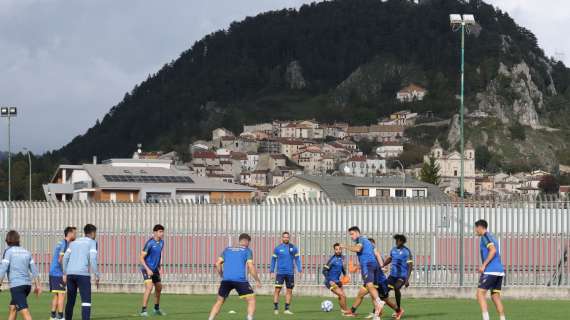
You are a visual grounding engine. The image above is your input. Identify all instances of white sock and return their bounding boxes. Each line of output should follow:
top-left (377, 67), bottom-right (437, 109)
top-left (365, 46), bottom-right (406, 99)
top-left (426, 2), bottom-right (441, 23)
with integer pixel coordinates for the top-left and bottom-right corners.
top-left (482, 312), bottom-right (490, 320)
top-left (247, 315), bottom-right (254, 320)
top-left (500, 316), bottom-right (506, 320)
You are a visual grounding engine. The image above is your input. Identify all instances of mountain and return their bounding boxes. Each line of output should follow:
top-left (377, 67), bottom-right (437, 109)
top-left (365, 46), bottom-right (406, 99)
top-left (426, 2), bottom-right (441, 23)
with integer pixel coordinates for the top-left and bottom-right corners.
top-left (3, 0), bottom-right (570, 200)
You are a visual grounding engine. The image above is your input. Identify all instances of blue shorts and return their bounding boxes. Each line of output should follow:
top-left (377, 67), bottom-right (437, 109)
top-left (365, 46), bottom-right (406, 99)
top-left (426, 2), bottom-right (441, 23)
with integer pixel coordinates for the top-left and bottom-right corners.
top-left (141, 269), bottom-right (161, 284)
top-left (325, 280), bottom-right (342, 290)
top-left (218, 281), bottom-right (254, 298)
top-left (49, 276), bottom-right (66, 293)
top-left (376, 279), bottom-right (389, 299)
top-left (387, 275), bottom-right (407, 291)
top-left (361, 262), bottom-right (380, 285)
top-left (10, 285), bottom-right (31, 311)
top-left (275, 274), bottom-right (295, 289)
top-left (478, 274), bottom-right (503, 294)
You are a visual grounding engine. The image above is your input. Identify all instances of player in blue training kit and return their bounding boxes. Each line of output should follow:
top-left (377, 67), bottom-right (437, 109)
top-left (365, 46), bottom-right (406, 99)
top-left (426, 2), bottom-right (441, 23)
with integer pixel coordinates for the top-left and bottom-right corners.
top-left (322, 243), bottom-right (353, 316)
top-left (63, 224), bottom-right (100, 320)
top-left (270, 231), bottom-right (302, 315)
top-left (475, 220), bottom-right (507, 320)
top-left (350, 238), bottom-right (399, 319)
top-left (0, 230), bottom-right (42, 320)
top-left (208, 233), bottom-right (262, 320)
top-left (139, 224), bottom-right (166, 317)
top-left (342, 227), bottom-right (384, 320)
top-left (49, 226), bottom-right (77, 320)
top-left (383, 234), bottom-right (412, 320)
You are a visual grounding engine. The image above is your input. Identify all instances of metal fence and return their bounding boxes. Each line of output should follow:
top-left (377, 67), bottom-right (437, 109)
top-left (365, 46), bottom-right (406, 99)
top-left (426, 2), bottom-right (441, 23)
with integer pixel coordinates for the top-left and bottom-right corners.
top-left (0, 199), bottom-right (568, 288)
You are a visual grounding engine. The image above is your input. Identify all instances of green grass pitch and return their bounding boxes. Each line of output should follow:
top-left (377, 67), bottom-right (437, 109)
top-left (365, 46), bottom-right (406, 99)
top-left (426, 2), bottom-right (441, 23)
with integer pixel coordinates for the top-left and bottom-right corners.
top-left (1, 292), bottom-right (568, 319)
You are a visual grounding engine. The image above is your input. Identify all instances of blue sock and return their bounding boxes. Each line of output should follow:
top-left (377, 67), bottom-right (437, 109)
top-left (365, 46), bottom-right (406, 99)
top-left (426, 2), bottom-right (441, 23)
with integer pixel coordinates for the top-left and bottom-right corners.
top-left (82, 305), bottom-right (91, 319)
top-left (285, 303), bottom-right (290, 310)
top-left (274, 303), bottom-right (279, 310)
top-left (154, 304), bottom-right (160, 311)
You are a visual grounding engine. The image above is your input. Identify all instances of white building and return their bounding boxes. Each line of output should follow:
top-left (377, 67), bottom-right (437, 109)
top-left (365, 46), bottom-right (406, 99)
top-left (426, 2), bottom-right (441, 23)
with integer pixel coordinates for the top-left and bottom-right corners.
top-left (396, 84), bottom-right (427, 103)
top-left (425, 139), bottom-right (476, 194)
top-left (376, 143), bottom-right (404, 158)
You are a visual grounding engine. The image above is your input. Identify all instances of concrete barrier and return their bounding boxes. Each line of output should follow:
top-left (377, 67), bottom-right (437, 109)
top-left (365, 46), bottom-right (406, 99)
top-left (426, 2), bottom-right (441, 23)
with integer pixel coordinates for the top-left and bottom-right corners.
top-left (90, 283), bottom-right (570, 300)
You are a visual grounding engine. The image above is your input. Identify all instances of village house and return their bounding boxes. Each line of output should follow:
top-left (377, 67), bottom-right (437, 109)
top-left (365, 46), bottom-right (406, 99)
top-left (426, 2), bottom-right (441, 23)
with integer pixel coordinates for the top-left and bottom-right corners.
top-left (279, 139), bottom-right (305, 159)
top-left (212, 128), bottom-right (235, 141)
top-left (339, 155), bottom-right (387, 177)
top-left (267, 175), bottom-right (447, 202)
top-left (396, 84), bottom-right (427, 103)
top-left (369, 125), bottom-right (405, 142)
top-left (389, 110), bottom-right (418, 126)
top-left (376, 142), bottom-right (404, 158)
top-left (258, 139), bottom-right (281, 154)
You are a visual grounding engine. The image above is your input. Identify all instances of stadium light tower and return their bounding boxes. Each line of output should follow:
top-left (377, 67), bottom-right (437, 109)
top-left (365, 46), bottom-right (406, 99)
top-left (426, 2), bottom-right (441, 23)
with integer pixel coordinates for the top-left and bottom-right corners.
top-left (1, 106), bottom-right (17, 201)
top-left (450, 14), bottom-right (476, 287)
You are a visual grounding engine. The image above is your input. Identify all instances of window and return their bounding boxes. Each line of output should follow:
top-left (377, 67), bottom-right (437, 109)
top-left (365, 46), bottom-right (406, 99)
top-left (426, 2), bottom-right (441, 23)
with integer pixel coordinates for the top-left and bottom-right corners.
top-left (454, 170), bottom-right (458, 176)
top-left (376, 189), bottom-right (390, 198)
top-left (110, 192), bottom-right (117, 202)
top-left (395, 189), bottom-right (406, 198)
top-left (356, 188), bottom-right (370, 197)
top-left (412, 189), bottom-right (426, 198)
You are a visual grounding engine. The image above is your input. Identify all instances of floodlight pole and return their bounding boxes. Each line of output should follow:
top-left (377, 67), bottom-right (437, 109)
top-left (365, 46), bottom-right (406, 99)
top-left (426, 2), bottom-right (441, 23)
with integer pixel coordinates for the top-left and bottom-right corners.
top-left (459, 20), bottom-right (466, 287)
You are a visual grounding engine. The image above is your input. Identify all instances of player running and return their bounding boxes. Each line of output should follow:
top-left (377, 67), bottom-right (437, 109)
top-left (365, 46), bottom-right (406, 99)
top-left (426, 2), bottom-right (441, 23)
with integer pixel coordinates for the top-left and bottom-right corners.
top-left (63, 224), bottom-right (100, 320)
top-left (208, 233), bottom-right (262, 320)
top-left (0, 230), bottom-right (42, 320)
top-left (474, 219), bottom-right (506, 320)
top-left (49, 226), bottom-right (77, 320)
top-left (350, 238), bottom-right (399, 319)
top-left (341, 226), bottom-right (384, 320)
top-left (270, 231), bottom-right (302, 315)
top-left (322, 243), bottom-right (354, 317)
top-left (140, 224), bottom-right (166, 317)
top-left (383, 234), bottom-right (412, 319)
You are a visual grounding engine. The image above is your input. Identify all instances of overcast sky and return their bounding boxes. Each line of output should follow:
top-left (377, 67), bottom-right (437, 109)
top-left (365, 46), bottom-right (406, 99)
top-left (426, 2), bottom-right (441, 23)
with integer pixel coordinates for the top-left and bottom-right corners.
top-left (0, 0), bottom-right (568, 153)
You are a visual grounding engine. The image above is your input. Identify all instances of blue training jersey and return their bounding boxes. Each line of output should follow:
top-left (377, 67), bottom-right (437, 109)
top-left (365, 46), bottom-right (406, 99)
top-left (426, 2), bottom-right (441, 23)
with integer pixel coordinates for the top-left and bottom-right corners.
top-left (389, 246), bottom-right (413, 278)
top-left (270, 243), bottom-right (302, 275)
top-left (220, 246), bottom-right (253, 282)
top-left (141, 238), bottom-right (164, 271)
top-left (323, 254), bottom-right (345, 282)
top-left (49, 239), bottom-right (68, 277)
top-left (480, 232), bottom-right (505, 275)
top-left (355, 236), bottom-right (378, 268)
top-left (63, 237), bottom-right (100, 278)
top-left (0, 246), bottom-right (39, 288)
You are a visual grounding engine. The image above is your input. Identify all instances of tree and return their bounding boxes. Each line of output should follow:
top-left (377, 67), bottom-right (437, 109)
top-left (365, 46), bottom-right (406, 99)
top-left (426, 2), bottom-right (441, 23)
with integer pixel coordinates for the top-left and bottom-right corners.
top-left (420, 156), bottom-right (441, 185)
top-left (355, 138), bottom-right (376, 156)
top-left (475, 145), bottom-right (492, 170)
top-left (538, 175), bottom-right (560, 194)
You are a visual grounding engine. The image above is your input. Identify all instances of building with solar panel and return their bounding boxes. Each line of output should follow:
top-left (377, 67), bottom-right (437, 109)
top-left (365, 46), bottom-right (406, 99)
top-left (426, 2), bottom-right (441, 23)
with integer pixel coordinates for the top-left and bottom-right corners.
top-left (43, 158), bottom-right (255, 203)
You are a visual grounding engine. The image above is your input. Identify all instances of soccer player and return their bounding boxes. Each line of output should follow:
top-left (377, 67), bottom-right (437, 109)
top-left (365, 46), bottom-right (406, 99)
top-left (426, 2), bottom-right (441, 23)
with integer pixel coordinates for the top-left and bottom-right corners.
top-left (0, 230), bottom-right (42, 320)
top-left (63, 224), bottom-right (100, 320)
top-left (322, 243), bottom-right (353, 316)
top-left (383, 234), bottom-right (412, 319)
top-left (140, 224), bottom-right (166, 317)
top-left (208, 233), bottom-right (262, 320)
top-left (350, 238), bottom-right (399, 319)
top-left (49, 226), bottom-right (77, 320)
top-left (341, 227), bottom-right (384, 320)
top-left (270, 231), bottom-right (302, 315)
top-left (474, 219), bottom-right (506, 320)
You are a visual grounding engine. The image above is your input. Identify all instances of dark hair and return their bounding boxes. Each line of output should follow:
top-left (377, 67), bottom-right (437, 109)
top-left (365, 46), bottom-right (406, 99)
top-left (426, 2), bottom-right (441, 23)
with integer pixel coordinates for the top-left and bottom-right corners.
top-left (5, 230), bottom-right (20, 246)
top-left (333, 242), bottom-right (341, 249)
top-left (475, 219), bottom-right (488, 229)
top-left (239, 233), bottom-right (251, 242)
top-left (368, 237), bottom-right (376, 245)
top-left (64, 226), bottom-right (76, 237)
top-left (153, 224), bottom-right (165, 232)
top-left (282, 231), bottom-right (290, 236)
top-left (348, 226), bottom-right (360, 233)
top-left (84, 224), bottom-right (97, 235)
top-left (393, 234), bottom-right (407, 244)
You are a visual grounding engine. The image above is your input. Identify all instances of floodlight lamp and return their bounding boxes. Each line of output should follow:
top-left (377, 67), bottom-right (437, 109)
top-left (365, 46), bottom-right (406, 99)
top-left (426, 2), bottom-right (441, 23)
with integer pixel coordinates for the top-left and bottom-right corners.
top-left (9, 107), bottom-right (17, 115)
top-left (0, 107), bottom-right (8, 116)
top-left (450, 14), bottom-right (462, 26)
top-left (462, 14), bottom-right (476, 25)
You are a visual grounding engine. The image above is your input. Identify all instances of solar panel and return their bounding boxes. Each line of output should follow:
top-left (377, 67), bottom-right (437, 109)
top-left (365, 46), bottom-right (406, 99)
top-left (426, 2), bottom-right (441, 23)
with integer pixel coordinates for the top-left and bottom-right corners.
top-left (103, 175), bottom-right (193, 184)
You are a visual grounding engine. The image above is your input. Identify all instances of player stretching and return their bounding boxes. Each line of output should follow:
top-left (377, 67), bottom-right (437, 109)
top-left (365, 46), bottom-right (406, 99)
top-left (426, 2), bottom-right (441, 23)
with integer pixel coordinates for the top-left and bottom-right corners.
top-left (63, 224), bottom-right (100, 320)
top-left (49, 226), bottom-right (77, 320)
top-left (350, 238), bottom-right (399, 319)
top-left (341, 226), bottom-right (384, 320)
top-left (475, 220), bottom-right (506, 320)
top-left (270, 231), bottom-right (302, 315)
top-left (0, 230), bottom-right (42, 320)
top-left (208, 233), bottom-right (262, 320)
top-left (322, 243), bottom-right (354, 317)
top-left (140, 224), bottom-right (166, 317)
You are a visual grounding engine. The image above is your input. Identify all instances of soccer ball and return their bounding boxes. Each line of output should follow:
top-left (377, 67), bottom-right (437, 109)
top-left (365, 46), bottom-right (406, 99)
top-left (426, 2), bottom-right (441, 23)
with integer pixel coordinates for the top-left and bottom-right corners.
top-left (321, 300), bottom-right (334, 312)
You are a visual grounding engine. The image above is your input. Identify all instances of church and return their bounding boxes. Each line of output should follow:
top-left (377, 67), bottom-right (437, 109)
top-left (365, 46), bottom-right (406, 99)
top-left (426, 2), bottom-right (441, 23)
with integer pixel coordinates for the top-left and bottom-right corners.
top-left (424, 139), bottom-right (476, 195)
